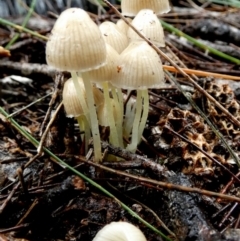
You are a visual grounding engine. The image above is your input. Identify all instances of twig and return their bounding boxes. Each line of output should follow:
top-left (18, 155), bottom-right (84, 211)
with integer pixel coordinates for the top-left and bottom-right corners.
top-left (163, 65), bottom-right (240, 80)
top-left (0, 61), bottom-right (56, 77)
top-left (76, 155), bottom-right (240, 203)
top-left (39, 74), bottom-right (64, 136)
top-left (37, 101), bottom-right (63, 153)
top-left (0, 18), bottom-right (48, 41)
top-left (0, 182), bottom-right (20, 214)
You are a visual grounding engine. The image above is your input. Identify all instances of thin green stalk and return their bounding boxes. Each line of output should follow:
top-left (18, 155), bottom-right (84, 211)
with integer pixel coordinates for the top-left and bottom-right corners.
top-left (7, 92), bottom-right (52, 118)
top-left (0, 106), bottom-right (172, 241)
top-left (6, 0), bottom-right (37, 49)
top-left (160, 20), bottom-right (240, 65)
top-left (0, 17), bottom-right (48, 41)
top-left (209, 0), bottom-right (240, 7)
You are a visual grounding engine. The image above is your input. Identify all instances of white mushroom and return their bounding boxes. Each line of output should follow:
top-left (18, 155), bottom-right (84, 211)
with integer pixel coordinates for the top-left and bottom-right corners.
top-left (121, 0), bottom-right (170, 17)
top-left (46, 8), bottom-right (107, 162)
top-left (93, 222), bottom-right (147, 241)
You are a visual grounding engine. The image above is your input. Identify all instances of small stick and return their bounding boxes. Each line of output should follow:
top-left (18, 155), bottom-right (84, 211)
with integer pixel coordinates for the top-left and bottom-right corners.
top-left (16, 199), bottom-right (39, 225)
top-left (163, 65), bottom-right (240, 81)
top-left (17, 167), bottom-right (28, 194)
top-left (37, 101), bottom-right (63, 153)
top-left (77, 155), bottom-right (240, 203)
top-left (0, 182), bottom-right (20, 214)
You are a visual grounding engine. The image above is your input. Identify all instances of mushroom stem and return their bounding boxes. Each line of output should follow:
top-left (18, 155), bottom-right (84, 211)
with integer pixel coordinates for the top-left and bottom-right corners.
top-left (127, 90), bottom-right (143, 152)
top-left (111, 87), bottom-right (124, 147)
top-left (123, 97), bottom-right (136, 142)
top-left (71, 71), bottom-right (90, 123)
top-left (76, 115), bottom-right (91, 155)
top-left (81, 72), bottom-right (102, 162)
top-left (138, 89), bottom-right (149, 143)
top-left (102, 82), bottom-right (120, 147)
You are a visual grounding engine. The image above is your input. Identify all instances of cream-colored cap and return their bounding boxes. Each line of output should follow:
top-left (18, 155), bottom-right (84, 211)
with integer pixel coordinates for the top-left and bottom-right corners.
top-left (116, 18), bottom-right (132, 35)
top-left (128, 9), bottom-right (165, 47)
top-left (46, 8), bottom-right (106, 72)
top-left (93, 222), bottom-right (147, 241)
top-left (99, 21), bottom-right (129, 54)
top-left (63, 77), bottom-right (103, 118)
top-left (121, 0), bottom-right (170, 16)
top-left (113, 41), bottom-right (165, 90)
top-left (87, 44), bottom-right (119, 85)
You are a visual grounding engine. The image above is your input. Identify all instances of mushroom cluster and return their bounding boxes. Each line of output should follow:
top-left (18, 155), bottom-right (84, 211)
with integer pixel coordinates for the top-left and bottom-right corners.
top-left (45, 0), bottom-right (170, 160)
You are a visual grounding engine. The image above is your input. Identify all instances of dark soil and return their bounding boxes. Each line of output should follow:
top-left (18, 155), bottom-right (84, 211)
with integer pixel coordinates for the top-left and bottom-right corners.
top-left (0, 1), bottom-right (240, 241)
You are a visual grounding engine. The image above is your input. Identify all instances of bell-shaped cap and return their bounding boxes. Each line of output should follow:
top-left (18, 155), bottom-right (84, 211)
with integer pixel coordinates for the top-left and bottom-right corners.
top-left (63, 77), bottom-right (104, 118)
top-left (93, 222), bottom-right (147, 241)
top-left (99, 21), bottom-right (129, 54)
top-left (128, 9), bottom-right (165, 47)
top-left (46, 8), bottom-right (106, 72)
top-left (113, 41), bottom-right (165, 90)
top-left (116, 18), bottom-right (132, 35)
top-left (87, 44), bottom-right (119, 85)
top-left (121, 0), bottom-right (170, 17)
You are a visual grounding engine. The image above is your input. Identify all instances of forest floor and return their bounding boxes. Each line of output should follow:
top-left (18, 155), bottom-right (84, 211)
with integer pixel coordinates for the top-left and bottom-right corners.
top-left (0, 1), bottom-right (240, 241)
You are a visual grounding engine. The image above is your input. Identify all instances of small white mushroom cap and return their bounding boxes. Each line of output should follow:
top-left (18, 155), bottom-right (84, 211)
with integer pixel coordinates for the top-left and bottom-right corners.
top-left (128, 9), bottom-right (165, 47)
top-left (121, 0), bottom-right (171, 17)
top-left (93, 222), bottom-right (147, 241)
top-left (87, 44), bottom-right (119, 85)
top-left (116, 18), bottom-right (132, 35)
top-left (99, 21), bottom-right (129, 54)
top-left (113, 41), bottom-right (165, 90)
top-left (46, 8), bottom-right (106, 72)
top-left (63, 77), bottom-right (103, 118)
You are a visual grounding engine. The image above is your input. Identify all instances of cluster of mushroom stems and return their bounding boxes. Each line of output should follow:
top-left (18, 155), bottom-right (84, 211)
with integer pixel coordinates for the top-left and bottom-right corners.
top-left (46, 0), bottom-right (170, 162)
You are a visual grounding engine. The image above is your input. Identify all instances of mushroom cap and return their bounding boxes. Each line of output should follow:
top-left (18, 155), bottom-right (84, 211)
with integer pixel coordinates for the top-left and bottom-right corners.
top-left (63, 77), bottom-right (103, 118)
top-left (99, 21), bottom-right (129, 54)
top-left (128, 9), bottom-right (165, 47)
top-left (46, 8), bottom-right (106, 72)
top-left (93, 222), bottom-right (147, 241)
top-left (121, 0), bottom-right (170, 16)
top-left (113, 41), bottom-right (165, 90)
top-left (116, 18), bottom-right (132, 35)
top-left (87, 44), bottom-right (119, 85)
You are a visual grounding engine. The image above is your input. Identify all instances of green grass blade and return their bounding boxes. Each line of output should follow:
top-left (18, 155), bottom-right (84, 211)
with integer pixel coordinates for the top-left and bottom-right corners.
top-left (160, 20), bottom-right (240, 65)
